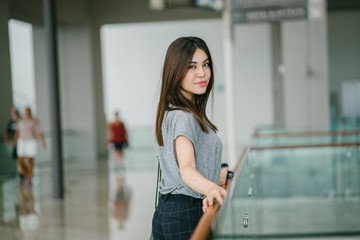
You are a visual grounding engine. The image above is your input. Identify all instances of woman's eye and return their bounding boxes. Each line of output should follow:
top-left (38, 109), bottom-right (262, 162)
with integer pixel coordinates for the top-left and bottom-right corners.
top-left (204, 62), bottom-right (210, 67)
top-left (188, 65), bottom-right (196, 69)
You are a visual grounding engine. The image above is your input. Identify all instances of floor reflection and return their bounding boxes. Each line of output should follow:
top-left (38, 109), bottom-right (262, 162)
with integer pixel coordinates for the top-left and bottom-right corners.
top-left (108, 149), bottom-right (132, 230)
top-left (3, 178), bottom-right (42, 240)
top-left (17, 183), bottom-right (38, 233)
top-left (0, 147), bottom-right (158, 240)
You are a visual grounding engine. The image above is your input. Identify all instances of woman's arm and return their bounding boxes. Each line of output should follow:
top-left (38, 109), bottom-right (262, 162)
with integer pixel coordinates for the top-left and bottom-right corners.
top-left (122, 122), bottom-right (128, 145)
top-left (38, 130), bottom-right (46, 148)
top-left (220, 165), bottom-right (229, 185)
top-left (105, 124), bottom-right (112, 144)
top-left (4, 131), bottom-right (9, 145)
top-left (13, 129), bottom-right (19, 147)
top-left (175, 135), bottom-right (227, 212)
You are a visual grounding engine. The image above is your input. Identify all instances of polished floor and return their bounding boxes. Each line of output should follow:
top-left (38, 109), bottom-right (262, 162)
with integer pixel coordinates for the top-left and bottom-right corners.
top-left (0, 148), bottom-right (158, 240)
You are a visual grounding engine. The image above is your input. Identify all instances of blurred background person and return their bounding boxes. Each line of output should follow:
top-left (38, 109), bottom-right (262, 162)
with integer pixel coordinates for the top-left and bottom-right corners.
top-left (4, 108), bottom-right (22, 160)
top-left (108, 163), bottom-right (131, 230)
top-left (17, 183), bottom-right (39, 234)
top-left (14, 107), bottom-right (46, 185)
top-left (106, 111), bottom-right (128, 160)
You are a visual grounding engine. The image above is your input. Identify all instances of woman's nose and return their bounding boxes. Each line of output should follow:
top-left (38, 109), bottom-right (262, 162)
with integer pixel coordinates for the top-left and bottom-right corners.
top-left (197, 66), bottom-right (205, 77)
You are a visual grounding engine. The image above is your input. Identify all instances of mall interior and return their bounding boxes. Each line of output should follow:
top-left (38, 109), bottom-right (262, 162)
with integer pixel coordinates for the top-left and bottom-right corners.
top-left (0, 0), bottom-right (360, 239)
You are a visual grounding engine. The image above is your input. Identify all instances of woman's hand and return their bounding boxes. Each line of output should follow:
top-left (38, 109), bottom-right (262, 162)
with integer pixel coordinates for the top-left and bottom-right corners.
top-left (220, 166), bottom-right (228, 185)
top-left (202, 184), bottom-right (227, 213)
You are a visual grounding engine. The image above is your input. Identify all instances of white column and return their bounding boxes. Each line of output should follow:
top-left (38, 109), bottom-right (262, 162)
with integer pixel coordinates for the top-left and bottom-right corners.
top-left (223, 0), bottom-right (237, 166)
top-left (90, 24), bottom-right (107, 157)
top-left (33, 25), bottom-right (51, 162)
top-left (282, 0), bottom-right (330, 129)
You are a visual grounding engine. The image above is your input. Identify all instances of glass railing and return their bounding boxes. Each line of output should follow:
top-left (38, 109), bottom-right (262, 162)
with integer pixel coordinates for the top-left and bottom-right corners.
top-left (254, 122), bottom-right (360, 135)
top-left (192, 126), bottom-right (360, 239)
top-left (0, 124), bottom-right (156, 165)
top-left (252, 125), bottom-right (360, 149)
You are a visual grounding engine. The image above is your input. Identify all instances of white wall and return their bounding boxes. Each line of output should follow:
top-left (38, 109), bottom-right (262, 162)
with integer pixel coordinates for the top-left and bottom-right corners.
top-left (101, 19), bottom-right (224, 126)
top-left (233, 23), bottom-right (274, 148)
top-left (100, 19), bottom-right (274, 152)
top-left (33, 24), bottom-right (99, 160)
top-left (33, 25), bottom-right (50, 131)
top-left (341, 80), bottom-right (360, 118)
top-left (282, 17), bottom-right (330, 129)
top-left (328, 9), bottom-right (360, 119)
top-left (8, 19), bottom-right (36, 113)
top-left (58, 24), bottom-right (97, 157)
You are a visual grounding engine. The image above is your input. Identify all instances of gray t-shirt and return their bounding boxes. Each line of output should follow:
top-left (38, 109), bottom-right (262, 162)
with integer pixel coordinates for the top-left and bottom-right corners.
top-left (158, 109), bottom-right (222, 199)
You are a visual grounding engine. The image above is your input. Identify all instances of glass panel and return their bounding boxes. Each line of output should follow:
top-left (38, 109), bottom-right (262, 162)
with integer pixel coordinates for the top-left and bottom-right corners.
top-left (249, 147), bottom-right (360, 237)
top-left (214, 152), bottom-right (255, 238)
top-left (254, 124), bottom-right (360, 135)
top-left (213, 130), bottom-right (360, 238)
top-left (251, 131), bottom-right (360, 148)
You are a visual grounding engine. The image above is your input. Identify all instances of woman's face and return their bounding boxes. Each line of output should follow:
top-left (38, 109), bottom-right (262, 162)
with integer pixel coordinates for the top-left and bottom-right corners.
top-left (180, 48), bottom-right (211, 102)
top-left (25, 108), bottom-right (31, 119)
top-left (11, 109), bottom-right (18, 120)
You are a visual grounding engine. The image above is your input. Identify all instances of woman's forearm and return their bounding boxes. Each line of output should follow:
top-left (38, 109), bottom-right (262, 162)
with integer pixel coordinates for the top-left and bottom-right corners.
top-left (180, 166), bottom-right (218, 196)
top-left (13, 130), bottom-right (19, 146)
top-left (175, 135), bottom-right (226, 204)
top-left (38, 131), bottom-right (46, 147)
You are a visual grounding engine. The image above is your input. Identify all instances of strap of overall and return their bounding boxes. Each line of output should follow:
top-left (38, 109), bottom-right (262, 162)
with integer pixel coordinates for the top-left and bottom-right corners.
top-left (154, 156), bottom-right (162, 209)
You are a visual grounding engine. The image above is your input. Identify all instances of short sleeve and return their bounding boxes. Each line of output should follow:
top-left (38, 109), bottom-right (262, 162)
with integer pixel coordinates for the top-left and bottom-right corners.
top-left (171, 111), bottom-right (197, 146)
top-left (35, 120), bottom-right (41, 133)
top-left (158, 109), bottom-right (222, 198)
top-left (16, 120), bottom-right (22, 130)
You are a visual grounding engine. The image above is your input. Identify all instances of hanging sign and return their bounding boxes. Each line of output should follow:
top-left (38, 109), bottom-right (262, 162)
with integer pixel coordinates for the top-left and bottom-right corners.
top-left (149, 0), bottom-right (318, 23)
top-left (149, 0), bottom-right (223, 11)
top-left (232, 0), bottom-right (308, 23)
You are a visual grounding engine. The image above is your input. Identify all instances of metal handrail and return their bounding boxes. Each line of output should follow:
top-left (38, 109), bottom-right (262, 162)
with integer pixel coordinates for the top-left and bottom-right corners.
top-left (252, 129), bottom-right (360, 138)
top-left (190, 148), bottom-right (249, 240)
top-left (251, 141), bottom-right (360, 150)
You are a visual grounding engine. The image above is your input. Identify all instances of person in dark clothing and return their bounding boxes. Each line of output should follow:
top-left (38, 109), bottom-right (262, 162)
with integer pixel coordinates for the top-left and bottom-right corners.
top-left (4, 108), bottom-right (21, 160)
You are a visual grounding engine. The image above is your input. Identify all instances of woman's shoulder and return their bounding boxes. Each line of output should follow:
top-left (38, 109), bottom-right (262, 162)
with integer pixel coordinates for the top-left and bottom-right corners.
top-left (167, 109), bottom-right (194, 121)
top-left (30, 118), bottom-right (39, 124)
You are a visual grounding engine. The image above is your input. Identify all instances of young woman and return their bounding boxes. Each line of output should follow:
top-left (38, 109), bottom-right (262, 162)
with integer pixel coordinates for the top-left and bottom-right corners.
top-left (14, 107), bottom-right (46, 185)
top-left (152, 37), bottom-right (228, 240)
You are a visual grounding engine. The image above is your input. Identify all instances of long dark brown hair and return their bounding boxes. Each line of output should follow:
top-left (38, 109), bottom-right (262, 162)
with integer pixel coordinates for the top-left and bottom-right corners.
top-left (156, 36), bottom-right (217, 146)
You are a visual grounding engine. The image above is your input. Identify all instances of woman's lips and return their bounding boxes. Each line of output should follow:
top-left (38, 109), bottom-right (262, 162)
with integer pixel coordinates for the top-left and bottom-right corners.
top-left (196, 81), bottom-right (207, 87)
